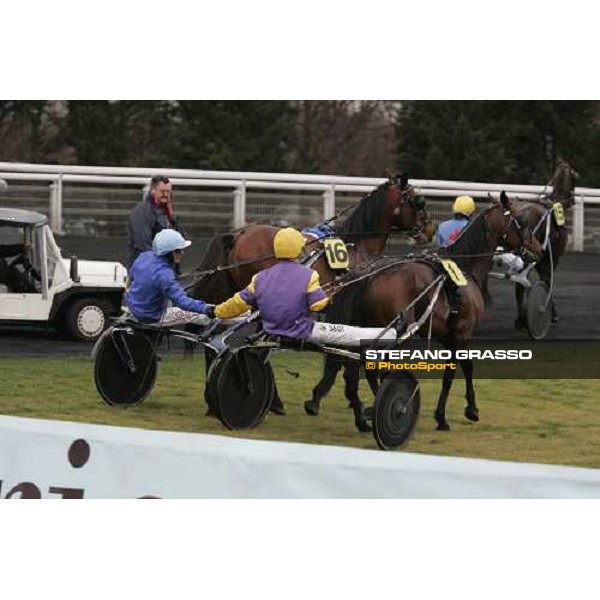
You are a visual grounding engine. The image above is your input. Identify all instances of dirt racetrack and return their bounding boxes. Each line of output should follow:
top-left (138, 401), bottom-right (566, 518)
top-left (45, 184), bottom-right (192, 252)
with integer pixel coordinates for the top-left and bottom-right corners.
top-left (0, 251), bottom-right (598, 357)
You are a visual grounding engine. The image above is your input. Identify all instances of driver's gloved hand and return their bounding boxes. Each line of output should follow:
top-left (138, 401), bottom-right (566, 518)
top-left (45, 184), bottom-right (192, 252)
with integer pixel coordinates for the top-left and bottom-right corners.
top-left (203, 305), bottom-right (216, 319)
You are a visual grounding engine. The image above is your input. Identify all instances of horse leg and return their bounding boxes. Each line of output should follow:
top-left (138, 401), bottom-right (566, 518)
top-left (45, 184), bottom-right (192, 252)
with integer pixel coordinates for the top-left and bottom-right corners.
top-left (544, 268), bottom-right (559, 324)
top-left (304, 355), bottom-right (343, 416)
top-left (343, 361), bottom-right (371, 433)
top-left (346, 363), bottom-right (379, 407)
top-left (366, 367), bottom-right (380, 396)
top-left (514, 283), bottom-right (526, 330)
top-left (183, 338), bottom-right (195, 359)
top-left (459, 358), bottom-right (479, 422)
top-left (434, 359), bottom-right (458, 431)
top-left (269, 387), bottom-right (287, 416)
top-left (536, 259), bottom-right (559, 324)
top-left (541, 271), bottom-right (559, 323)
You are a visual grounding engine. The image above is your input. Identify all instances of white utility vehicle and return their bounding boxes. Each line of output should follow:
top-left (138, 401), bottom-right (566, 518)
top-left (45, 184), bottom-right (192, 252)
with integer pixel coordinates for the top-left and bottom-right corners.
top-left (0, 207), bottom-right (127, 341)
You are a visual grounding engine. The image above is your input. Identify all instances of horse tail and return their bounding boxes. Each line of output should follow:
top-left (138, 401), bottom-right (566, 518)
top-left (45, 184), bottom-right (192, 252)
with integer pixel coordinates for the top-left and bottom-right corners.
top-left (189, 232), bottom-right (239, 303)
top-left (195, 232), bottom-right (236, 271)
top-left (326, 275), bottom-right (367, 325)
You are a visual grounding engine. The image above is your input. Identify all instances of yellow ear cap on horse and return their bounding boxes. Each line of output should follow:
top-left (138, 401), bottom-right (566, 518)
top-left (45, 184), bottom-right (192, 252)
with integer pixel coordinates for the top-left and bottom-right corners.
top-left (453, 195), bottom-right (476, 216)
top-left (273, 227), bottom-right (306, 259)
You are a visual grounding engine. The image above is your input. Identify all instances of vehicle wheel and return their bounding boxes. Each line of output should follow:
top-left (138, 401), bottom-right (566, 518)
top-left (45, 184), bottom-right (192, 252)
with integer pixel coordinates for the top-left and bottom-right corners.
top-left (211, 349), bottom-right (274, 430)
top-left (373, 372), bottom-right (420, 451)
top-left (526, 281), bottom-right (552, 341)
top-left (204, 346), bottom-right (220, 414)
top-left (94, 327), bottom-right (158, 406)
top-left (64, 297), bottom-right (112, 342)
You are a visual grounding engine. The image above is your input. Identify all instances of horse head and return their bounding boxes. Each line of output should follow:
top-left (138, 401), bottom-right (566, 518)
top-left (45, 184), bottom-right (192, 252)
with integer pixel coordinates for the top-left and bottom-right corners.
top-left (550, 159), bottom-right (578, 207)
top-left (490, 191), bottom-right (544, 262)
top-left (386, 173), bottom-right (436, 243)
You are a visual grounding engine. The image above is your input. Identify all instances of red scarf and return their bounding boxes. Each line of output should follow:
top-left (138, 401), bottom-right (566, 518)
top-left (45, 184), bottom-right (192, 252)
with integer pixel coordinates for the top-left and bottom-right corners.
top-left (154, 197), bottom-right (174, 223)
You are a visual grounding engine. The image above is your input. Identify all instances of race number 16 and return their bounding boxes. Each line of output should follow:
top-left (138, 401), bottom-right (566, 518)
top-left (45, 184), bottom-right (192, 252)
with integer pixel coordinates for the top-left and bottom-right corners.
top-left (324, 239), bottom-right (349, 269)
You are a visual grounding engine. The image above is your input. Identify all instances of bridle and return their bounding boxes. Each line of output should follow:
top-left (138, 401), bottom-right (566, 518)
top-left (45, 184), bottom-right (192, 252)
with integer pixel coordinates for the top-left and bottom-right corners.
top-left (387, 176), bottom-right (433, 239)
top-left (497, 204), bottom-right (539, 262)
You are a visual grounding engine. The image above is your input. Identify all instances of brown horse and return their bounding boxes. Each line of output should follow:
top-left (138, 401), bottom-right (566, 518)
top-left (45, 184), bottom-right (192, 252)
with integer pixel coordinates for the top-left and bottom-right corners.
top-left (514, 159), bottom-right (578, 328)
top-left (189, 174), bottom-right (435, 417)
top-left (307, 193), bottom-right (543, 432)
top-left (189, 174), bottom-right (435, 303)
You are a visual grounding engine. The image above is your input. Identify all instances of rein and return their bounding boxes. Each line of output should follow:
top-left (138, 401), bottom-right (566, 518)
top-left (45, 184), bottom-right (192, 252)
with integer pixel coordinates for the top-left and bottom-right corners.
top-left (183, 181), bottom-right (429, 286)
top-left (184, 224), bottom-right (426, 287)
top-left (324, 204), bottom-right (535, 296)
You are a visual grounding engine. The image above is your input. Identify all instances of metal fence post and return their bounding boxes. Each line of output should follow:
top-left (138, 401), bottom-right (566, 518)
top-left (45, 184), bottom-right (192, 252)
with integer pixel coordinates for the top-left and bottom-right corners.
top-left (323, 184), bottom-right (335, 221)
top-left (572, 196), bottom-right (584, 252)
top-left (49, 175), bottom-right (64, 234)
top-left (233, 180), bottom-right (246, 228)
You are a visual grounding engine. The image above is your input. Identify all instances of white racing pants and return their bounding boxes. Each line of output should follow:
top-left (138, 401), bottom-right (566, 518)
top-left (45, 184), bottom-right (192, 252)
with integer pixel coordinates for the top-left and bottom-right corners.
top-left (308, 321), bottom-right (396, 347)
top-left (493, 249), bottom-right (525, 274)
top-left (157, 307), bottom-right (210, 328)
top-left (143, 311), bottom-right (395, 346)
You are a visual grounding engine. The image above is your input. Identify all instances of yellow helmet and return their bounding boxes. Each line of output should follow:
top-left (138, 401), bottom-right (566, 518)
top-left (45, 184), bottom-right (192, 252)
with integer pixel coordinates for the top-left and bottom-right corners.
top-left (273, 227), bottom-right (305, 259)
top-left (452, 195), bottom-right (476, 216)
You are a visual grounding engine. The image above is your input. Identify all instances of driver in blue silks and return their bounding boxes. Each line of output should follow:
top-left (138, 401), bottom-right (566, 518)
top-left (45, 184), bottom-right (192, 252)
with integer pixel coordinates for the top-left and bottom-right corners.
top-left (437, 195), bottom-right (476, 247)
top-left (126, 229), bottom-right (215, 327)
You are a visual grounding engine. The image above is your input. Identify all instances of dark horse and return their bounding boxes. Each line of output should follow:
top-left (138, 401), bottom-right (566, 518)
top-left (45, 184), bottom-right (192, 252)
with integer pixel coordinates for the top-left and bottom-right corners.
top-left (189, 174), bottom-right (435, 302)
top-left (306, 193), bottom-right (543, 432)
top-left (514, 159), bottom-right (578, 328)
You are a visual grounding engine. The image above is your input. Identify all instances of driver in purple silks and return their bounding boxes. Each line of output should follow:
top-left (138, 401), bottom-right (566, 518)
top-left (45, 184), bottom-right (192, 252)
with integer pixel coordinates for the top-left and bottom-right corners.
top-left (214, 227), bottom-right (397, 346)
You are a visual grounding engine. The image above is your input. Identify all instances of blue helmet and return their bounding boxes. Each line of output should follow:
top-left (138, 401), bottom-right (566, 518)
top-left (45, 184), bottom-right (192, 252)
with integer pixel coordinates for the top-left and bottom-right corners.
top-left (152, 229), bottom-right (192, 256)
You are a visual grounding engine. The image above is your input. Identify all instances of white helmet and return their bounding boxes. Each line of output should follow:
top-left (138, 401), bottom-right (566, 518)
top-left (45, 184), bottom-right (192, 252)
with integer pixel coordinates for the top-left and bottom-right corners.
top-left (152, 229), bottom-right (191, 256)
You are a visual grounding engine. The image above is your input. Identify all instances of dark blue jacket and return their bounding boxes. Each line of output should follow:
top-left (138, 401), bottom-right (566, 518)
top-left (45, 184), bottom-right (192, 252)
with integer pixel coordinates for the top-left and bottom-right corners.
top-left (127, 195), bottom-right (183, 268)
top-left (126, 251), bottom-right (209, 322)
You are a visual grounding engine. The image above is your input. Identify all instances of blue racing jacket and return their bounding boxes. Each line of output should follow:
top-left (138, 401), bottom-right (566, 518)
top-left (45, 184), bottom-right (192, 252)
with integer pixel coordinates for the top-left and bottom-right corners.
top-left (437, 217), bottom-right (469, 247)
top-left (126, 251), bottom-right (209, 322)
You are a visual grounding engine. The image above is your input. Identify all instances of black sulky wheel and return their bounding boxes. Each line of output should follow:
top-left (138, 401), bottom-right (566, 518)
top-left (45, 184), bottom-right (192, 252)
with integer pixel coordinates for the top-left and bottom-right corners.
top-left (372, 372), bottom-right (420, 451)
top-left (94, 327), bottom-right (159, 406)
top-left (204, 347), bottom-right (222, 416)
top-left (526, 281), bottom-right (552, 340)
top-left (211, 348), bottom-right (274, 430)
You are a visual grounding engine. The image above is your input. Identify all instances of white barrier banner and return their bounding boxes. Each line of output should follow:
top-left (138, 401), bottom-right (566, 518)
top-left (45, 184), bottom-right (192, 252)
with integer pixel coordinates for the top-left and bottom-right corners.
top-left (1, 415), bottom-right (600, 498)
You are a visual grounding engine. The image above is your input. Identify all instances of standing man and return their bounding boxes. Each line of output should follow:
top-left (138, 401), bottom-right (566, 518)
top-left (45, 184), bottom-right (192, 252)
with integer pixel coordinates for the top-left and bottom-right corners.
top-left (127, 175), bottom-right (184, 269)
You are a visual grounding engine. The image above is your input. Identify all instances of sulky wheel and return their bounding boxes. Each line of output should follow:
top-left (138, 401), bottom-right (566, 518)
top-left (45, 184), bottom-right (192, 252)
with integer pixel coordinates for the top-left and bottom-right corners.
top-left (526, 281), bottom-right (552, 340)
top-left (373, 372), bottom-right (420, 450)
top-left (94, 327), bottom-right (158, 406)
top-left (213, 348), bottom-right (274, 430)
top-left (204, 347), bottom-right (223, 416)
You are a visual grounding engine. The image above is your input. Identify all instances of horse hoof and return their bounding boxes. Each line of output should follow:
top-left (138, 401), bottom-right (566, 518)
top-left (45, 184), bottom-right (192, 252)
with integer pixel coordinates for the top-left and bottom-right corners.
top-left (356, 418), bottom-right (372, 433)
top-left (270, 398), bottom-right (286, 416)
top-left (304, 399), bottom-right (320, 416)
top-left (514, 318), bottom-right (526, 330)
top-left (436, 422), bottom-right (450, 431)
top-left (464, 407), bottom-right (480, 422)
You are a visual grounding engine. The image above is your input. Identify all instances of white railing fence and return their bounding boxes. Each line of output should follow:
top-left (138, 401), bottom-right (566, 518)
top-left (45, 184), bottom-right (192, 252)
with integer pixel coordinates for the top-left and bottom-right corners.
top-left (1, 162), bottom-right (599, 251)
